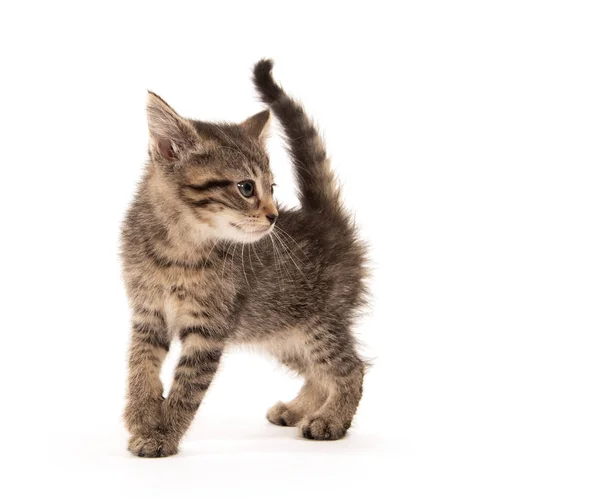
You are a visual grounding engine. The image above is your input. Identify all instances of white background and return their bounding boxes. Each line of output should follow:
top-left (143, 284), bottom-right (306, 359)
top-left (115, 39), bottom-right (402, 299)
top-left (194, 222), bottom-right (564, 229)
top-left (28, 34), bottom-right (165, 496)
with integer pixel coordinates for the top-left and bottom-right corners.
top-left (1, 1), bottom-right (599, 498)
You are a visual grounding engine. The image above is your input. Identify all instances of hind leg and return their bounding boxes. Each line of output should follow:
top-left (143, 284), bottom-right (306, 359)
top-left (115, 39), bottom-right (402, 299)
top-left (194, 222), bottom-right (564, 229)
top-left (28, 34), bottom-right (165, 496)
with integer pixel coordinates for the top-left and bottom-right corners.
top-left (266, 351), bottom-right (328, 427)
top-left (298, 331), bottom-right (365, 440)
top-left (267, 378), bottom-right (328, 427)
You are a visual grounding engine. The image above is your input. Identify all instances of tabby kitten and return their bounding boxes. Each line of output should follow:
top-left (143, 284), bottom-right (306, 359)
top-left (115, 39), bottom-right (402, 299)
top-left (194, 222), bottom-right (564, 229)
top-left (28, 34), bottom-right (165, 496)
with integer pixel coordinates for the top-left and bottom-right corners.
top-left (121, 59), bottom-right (368, 457)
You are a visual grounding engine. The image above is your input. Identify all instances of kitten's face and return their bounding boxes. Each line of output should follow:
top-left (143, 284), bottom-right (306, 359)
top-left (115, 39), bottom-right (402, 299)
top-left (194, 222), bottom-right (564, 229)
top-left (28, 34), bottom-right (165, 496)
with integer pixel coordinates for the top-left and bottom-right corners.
top-left (176, 137), bottom-right (278, 243)
top-left (146, 92), bottom-right (278, 243)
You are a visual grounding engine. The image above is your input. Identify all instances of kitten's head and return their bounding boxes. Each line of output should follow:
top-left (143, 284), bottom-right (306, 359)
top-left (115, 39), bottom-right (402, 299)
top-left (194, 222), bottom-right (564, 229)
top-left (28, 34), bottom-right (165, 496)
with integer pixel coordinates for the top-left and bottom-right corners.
top-left (146, 91), bottom-right (278, 243)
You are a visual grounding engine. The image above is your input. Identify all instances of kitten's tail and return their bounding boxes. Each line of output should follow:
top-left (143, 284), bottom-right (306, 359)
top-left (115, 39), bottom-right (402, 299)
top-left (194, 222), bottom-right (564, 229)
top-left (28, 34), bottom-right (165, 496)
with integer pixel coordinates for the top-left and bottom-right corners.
top-left (253, 59), bottom-right (341, 214)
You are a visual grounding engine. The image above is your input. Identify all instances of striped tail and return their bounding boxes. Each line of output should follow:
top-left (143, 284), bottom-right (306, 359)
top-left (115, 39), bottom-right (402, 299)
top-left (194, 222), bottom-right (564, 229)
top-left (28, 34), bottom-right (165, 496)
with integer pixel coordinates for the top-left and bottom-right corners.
top-left (253, 59), bottom-right (341, 213)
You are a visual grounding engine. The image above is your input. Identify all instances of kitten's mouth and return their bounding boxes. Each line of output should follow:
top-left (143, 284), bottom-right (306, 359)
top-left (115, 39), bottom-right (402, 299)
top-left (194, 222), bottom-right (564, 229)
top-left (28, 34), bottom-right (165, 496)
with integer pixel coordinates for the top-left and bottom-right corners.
top-left (229, 223), bottom-right (271, 236)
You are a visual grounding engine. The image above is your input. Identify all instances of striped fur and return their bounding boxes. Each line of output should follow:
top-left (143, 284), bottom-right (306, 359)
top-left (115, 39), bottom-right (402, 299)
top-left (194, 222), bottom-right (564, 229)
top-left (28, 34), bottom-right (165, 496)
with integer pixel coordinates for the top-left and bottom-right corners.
top-left (122, 60), bottom-right (368, 457)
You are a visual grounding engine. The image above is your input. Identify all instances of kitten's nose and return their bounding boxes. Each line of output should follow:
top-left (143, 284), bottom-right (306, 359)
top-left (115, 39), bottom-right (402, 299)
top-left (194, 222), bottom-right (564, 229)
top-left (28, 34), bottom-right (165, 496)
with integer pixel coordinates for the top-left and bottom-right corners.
top-left (266, 213), bottom-right (278, 225)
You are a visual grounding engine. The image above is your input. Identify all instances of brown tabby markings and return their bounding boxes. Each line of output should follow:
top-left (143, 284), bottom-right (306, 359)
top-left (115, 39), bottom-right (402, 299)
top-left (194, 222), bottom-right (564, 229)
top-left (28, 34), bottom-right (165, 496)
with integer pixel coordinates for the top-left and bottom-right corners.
top-left (121, 60), bottom-right (368, 457)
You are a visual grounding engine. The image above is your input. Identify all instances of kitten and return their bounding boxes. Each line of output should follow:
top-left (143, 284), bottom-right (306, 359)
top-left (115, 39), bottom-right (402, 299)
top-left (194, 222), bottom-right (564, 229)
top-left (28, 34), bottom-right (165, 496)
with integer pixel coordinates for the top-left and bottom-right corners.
top-left (121, 59), bottom-right (368, 457)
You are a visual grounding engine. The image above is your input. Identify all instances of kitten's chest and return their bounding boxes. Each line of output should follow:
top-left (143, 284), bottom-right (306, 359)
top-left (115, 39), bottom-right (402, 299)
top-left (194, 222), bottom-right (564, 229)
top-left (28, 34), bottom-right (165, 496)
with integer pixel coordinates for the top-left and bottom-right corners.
top-left (159, 266), bottom-right (235, 335)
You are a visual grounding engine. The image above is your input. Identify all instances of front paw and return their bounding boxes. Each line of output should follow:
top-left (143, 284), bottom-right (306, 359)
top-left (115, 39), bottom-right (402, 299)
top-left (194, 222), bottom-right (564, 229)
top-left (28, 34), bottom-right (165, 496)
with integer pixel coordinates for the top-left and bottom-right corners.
top-left (128, 432), bottom-right (178, 458)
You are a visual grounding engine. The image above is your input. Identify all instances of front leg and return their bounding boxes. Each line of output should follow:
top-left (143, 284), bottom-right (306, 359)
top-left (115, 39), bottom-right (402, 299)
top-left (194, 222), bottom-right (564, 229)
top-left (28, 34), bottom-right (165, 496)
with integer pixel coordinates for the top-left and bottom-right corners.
top-left (124, 306), bottom-right (170, 448)
top-left (131, 325), bottom-right (226, 457)
top-left (164, 327), bottom-right (225, 440)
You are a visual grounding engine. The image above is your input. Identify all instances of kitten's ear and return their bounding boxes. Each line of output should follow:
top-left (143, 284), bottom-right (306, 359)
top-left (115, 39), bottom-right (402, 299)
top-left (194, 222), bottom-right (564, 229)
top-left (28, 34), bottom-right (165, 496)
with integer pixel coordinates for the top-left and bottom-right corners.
top-left (146, 91), bottom-right (199, 162)
top-left (241, 109), bottom-right (270, 142)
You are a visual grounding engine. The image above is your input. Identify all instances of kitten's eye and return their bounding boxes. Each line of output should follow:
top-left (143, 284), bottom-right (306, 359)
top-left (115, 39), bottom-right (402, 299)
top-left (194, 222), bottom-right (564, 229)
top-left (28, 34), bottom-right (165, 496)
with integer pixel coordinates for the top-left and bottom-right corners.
top-left (237, 180), bottom-right (255, 198)
top-left (271, 183), bottom-right (276, 195)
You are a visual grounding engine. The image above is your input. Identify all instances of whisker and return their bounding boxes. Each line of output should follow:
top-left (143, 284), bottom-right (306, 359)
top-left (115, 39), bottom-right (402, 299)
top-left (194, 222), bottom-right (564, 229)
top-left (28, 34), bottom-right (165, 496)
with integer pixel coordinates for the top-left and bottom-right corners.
top-left (230, 242), bottom-right (237, 287)
top-left (245, 236), bottom-right (258, 280)
top-left (274, 226), bottom-right (309, 260)
top-left (221, 239), bottom-right (236, 290)
top-left (272, 230), bottom-right (311, 287)
top-left (203, 235), bottom-right (222, 266)
top-left (270, 232), bottom-right (294, 283)
top-left (241, 241), bottom-right (249, 286)
top-left (269, 234), bottom-right (286, 290)
top-left (251, 241), bottom-right (264, 267)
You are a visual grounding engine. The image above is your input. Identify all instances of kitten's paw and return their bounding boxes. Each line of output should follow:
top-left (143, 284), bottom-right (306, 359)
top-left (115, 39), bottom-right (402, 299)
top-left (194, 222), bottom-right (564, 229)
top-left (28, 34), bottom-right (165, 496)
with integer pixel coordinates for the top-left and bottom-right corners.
top-left (299, 416), bottom-right (348, 440)
top-left (266, 401), bottom-right (301, 427)
top-left (128, 433), bottom-right (178, 458)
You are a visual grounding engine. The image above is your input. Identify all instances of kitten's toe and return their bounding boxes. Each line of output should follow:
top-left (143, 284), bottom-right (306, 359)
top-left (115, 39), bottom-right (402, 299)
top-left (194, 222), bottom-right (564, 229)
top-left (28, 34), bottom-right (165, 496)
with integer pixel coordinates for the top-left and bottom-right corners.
top-left (266, 401), bottom-right (301, 427)
top-left (299, 416), bottom-right (348, 440)
top-left (128, 434), bottom-right (178, 458)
